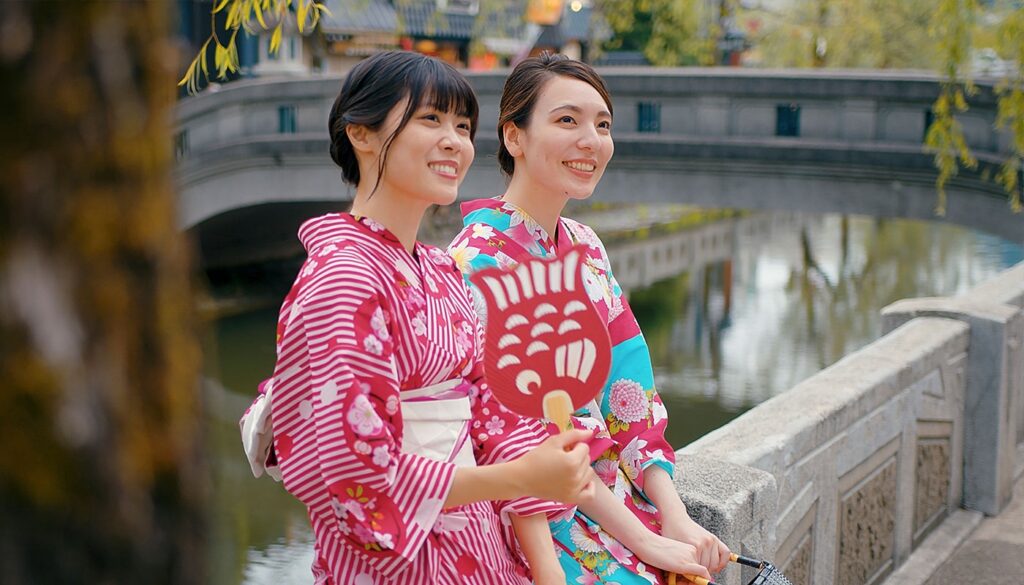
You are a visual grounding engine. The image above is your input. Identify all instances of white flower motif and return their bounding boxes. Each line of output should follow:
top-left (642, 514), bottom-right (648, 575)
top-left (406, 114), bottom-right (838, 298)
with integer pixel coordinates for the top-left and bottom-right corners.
top-left (411, 313), bottom-right (426, 337)
top-left (385, 395), bottom-right (399, 416)
top-left (370, 307), bottom-right (389, 340)
top-left (318, 243), bottom-right (338, 256)
top-left (363, 217), bottom-right (385, 232)
top-left (347, 394), bottom-right (384, 436)
top-left (363, 335), bottom-right (383, 355)
top-left (619, 439), bottom-right (647, 480)
top-left (507, 206), bottom-right (545, 239)
top-left (448, 239), bottom-right (480, 273)
top-left (652, 400), bottom-right (668, 424)
top-left (372, 445), bottom-right (390, 467)
top-left (494, 251), bottom-right (518, 270)
top-left (609, 379), bottom-right (649, 423)
top-left (301, 259), bottom-right (319, 277)
top-left (484, 416), bottom-right (505, 436)
top-left (343, 498), bottom-right (367, 522)
top-left (593, 458), bottom-right (619, 485)
top-left (471, 224), bottom-right (495, 240)
top-left (427, 247), bottom-right (452, 266)
top-left (608, 295), bottom-right (625, 322)
top-left (354, 440), bottom-right (371, 455)
top-left (372, 531), bottom-right (394, 549)
top-left (469, 286), bottom-right (488, 326)
top-left (569, 522), bottom-right (605, 554)
top-left (582, 267), bottom-right (606, 303)
top-left (320, 380), bottom-right (339, 405)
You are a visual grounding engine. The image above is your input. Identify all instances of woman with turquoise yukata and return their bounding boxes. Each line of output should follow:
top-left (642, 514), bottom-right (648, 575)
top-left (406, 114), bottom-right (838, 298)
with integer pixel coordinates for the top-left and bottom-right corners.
top-left (448, 54), bottom-right (732, 584)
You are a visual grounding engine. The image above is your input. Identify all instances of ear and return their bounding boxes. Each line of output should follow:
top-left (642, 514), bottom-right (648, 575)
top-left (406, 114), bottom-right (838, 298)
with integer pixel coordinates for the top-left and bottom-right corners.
top-left (502, 122), bottom-right (524, 158)
top-left (346, 124), bottom-right (375, 155)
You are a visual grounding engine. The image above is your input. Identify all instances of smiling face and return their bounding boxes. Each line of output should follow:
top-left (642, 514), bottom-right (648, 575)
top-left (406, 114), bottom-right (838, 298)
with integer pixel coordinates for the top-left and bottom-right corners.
top-left (508, 75), bottom-right (614, 201)
top-left (369, 97), bottom-right (475, 208)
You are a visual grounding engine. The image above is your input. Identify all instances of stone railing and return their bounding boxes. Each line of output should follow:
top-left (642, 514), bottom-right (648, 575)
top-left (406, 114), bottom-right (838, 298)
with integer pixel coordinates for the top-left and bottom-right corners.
top-left (676, 261), bottom-right (1024, 585)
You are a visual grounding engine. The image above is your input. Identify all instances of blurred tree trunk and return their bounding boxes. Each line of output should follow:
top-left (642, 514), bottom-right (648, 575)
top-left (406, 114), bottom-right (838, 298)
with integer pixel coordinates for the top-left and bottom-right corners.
top-left (0, 2), bottom-right (206, 584)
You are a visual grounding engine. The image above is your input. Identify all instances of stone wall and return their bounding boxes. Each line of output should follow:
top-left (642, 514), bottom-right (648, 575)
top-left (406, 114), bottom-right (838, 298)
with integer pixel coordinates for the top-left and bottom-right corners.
top-left (676, 260), bottom-right (1024, 585)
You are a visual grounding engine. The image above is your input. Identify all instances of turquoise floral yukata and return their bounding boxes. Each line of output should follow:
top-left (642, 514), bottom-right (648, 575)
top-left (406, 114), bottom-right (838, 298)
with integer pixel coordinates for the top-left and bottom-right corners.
top-left (448, 198), bottom-right (676, 585)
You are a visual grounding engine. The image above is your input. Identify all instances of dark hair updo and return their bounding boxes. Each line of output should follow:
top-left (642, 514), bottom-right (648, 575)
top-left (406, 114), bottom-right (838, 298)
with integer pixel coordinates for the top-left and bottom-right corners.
top-left (497, 53), bottom-right (613, 177)
top-left (328, 51), bottom-right (479, 193)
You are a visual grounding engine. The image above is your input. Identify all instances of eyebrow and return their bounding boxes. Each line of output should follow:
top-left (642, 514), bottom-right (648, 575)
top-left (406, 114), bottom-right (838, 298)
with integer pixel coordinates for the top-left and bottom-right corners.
top-left (549, 104), bottom-right (612, 118)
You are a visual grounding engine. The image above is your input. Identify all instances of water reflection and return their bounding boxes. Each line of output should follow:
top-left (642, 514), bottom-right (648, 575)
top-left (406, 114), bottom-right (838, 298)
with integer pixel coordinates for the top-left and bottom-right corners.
top-left (629, 213), bottom-right (1023, 447)
top-left (205, 210), bottom-right (1023, 585)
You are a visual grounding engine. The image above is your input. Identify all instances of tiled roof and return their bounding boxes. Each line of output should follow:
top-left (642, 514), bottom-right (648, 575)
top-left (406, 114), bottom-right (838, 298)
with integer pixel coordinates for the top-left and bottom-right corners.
top-left (396, 1), bottom-right (475, 39)
top-left (321, 0), bottom-right (397, 34)
top-left (535, 6), bottom-right (592, 46)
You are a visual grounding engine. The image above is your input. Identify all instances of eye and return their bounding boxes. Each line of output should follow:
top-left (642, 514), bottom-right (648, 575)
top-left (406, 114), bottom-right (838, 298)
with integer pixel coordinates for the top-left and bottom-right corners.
top-left (598, 120), bottom-right (612, 131)
top-left (558, 115), bottom-right (575, 124)
top-left (421, 113), bottom-right (440, 122)
top-left (457, 121), bottom-right (472, 133)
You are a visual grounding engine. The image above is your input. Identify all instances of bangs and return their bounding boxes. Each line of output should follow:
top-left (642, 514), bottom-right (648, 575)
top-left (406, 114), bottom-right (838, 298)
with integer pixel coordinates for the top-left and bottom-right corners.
top-left (404, 59), bottom-right (480, 139)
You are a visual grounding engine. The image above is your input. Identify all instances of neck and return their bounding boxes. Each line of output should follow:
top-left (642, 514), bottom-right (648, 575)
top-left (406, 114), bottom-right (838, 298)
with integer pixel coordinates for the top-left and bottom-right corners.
top-left (501, 172), bottom-right (567, 241)
top-left (349, 185), bottom-right (428, 254)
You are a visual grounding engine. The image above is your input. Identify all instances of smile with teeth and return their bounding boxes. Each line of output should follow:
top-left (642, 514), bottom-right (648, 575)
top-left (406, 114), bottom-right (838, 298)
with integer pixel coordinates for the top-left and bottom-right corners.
top-left (429, 163), bottom-right (457, 176)
top-left (564, 161), bottom-right (596, 172)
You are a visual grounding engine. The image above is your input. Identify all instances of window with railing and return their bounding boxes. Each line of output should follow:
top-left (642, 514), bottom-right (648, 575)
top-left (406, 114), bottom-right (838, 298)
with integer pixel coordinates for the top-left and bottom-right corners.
top-left (637, 101), bottom-right (661, 133)
top-left (279, 105), bottom-right (297, 134)
top-left (776, 103), bottom-right (801, 137)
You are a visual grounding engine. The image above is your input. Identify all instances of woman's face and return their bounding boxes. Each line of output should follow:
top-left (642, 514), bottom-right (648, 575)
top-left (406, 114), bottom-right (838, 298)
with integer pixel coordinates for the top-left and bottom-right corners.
top-left (371, 98), bottom-right (475, 208)
top-left (512, 75), bottom-right (613, 201)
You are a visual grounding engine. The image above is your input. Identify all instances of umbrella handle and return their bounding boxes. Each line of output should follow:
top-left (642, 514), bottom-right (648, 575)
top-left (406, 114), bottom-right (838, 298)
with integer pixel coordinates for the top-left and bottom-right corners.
top-left (667, 553), bottom-right (765, 585)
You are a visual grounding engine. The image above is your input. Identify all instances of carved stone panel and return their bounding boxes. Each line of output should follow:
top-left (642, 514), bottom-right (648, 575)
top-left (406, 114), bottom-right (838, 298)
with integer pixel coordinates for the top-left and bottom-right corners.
top-left (777, 500), bottom-right (816, 585)
top-left (914, 421), bottom-right (953, 544)
top-left (837, 440), bottom-right (899, 585)
top-left (781, 531), bottom-right (813, 585)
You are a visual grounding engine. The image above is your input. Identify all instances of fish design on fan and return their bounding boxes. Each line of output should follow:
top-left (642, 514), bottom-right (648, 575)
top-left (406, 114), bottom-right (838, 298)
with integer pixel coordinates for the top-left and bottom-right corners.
top-left (469, 246), bottom-right (611, 431)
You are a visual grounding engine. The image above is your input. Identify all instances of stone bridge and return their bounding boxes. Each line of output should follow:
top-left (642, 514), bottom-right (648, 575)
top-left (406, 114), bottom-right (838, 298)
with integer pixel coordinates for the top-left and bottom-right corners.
top-left (176, 68), bottom-right (1024, 246)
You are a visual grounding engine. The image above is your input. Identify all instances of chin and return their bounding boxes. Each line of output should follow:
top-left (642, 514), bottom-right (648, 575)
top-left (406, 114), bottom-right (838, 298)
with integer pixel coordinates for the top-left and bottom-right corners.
top-left (566, 189), bottom-right (595, 201)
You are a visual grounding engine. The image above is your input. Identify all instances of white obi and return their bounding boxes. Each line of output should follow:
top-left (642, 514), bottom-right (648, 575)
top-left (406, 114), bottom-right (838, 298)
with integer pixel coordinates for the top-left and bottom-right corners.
top-left (400, 379), bottom-right (476, 468)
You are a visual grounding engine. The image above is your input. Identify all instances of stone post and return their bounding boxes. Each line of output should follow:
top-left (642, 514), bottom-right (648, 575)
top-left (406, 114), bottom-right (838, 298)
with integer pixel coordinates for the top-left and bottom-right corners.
top-left (675, 454), bottom-right (778, 585)
top-left (881, 297), bottom-right (1024, 515)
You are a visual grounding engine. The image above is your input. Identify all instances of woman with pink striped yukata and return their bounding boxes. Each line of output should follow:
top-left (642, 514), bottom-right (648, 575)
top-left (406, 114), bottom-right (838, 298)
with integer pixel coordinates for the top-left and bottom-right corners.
top-left (238, 51), bottom-right (597, 585)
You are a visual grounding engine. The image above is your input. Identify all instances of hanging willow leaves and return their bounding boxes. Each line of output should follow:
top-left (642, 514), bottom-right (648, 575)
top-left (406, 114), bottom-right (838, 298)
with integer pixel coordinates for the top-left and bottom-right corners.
top-left (994, 6), bottom-right (1024, 212)
top-left (177, 0), bottom-right (330, 94)
top-left (925, 0), bottom-right (979, 216)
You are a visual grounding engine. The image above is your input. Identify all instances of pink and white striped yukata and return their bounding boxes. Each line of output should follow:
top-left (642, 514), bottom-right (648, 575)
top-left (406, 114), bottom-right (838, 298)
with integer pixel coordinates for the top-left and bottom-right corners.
top-left (260, 212), bottom-right (567, 584)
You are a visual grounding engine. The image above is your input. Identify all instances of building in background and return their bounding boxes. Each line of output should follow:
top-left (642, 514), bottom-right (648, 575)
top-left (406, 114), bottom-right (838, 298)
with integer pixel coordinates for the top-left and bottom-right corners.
top-left (176, 0), bottom-right (604, 88)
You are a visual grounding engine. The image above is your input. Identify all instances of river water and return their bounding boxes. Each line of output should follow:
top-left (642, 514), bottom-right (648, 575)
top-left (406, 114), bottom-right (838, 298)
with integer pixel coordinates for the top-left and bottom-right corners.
top-left (203, 209), bottom-right (1023, 584)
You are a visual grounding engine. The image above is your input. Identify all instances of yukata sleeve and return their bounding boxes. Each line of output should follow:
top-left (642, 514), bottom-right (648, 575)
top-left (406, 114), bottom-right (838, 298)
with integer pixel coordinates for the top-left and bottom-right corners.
top-left (287, 253), bottom-right (456, 577)
top-left (592, 234), bottom-right (675, 492)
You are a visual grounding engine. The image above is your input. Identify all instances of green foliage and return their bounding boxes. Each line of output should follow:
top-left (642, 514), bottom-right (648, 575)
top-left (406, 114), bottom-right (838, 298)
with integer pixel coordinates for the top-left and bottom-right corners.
top-left (925, 0), bottom-right (979, 216)
top-left (178, 0), bottom-right (330, 94)
top-left (595, 0), bottom-right (715, 66)
top-left (994, 6), bottom-right (1024, 212)
top-left (753, 0), bottom-right (938, 69)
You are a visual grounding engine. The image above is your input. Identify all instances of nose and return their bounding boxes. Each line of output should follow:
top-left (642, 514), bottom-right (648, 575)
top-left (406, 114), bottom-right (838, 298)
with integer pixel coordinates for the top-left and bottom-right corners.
top-left (439, 123), bottom-right (461, 152)
top-left (576, 124), bottom-right (599, 152)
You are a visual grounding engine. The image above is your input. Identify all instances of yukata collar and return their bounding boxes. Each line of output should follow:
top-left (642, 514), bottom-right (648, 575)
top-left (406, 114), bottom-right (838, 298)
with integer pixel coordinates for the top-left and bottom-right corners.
top-left (347, 212), bottom-right (424, 263)
top-left (460, 197), bottom-right (574, 254)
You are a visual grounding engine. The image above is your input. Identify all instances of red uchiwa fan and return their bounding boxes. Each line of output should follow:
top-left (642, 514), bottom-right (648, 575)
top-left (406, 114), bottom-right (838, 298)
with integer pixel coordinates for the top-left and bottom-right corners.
top-left (469, 245), bottom-right (611, 430)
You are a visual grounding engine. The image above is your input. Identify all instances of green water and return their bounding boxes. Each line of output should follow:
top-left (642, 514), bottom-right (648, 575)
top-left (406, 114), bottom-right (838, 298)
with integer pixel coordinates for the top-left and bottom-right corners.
top-left (204, 211), bottom-right (1023, 584)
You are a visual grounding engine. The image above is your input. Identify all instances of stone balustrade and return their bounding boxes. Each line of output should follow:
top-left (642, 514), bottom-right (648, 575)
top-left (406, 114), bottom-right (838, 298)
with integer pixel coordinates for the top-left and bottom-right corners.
top-left (676, 261), bottom-right (1023, 585)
